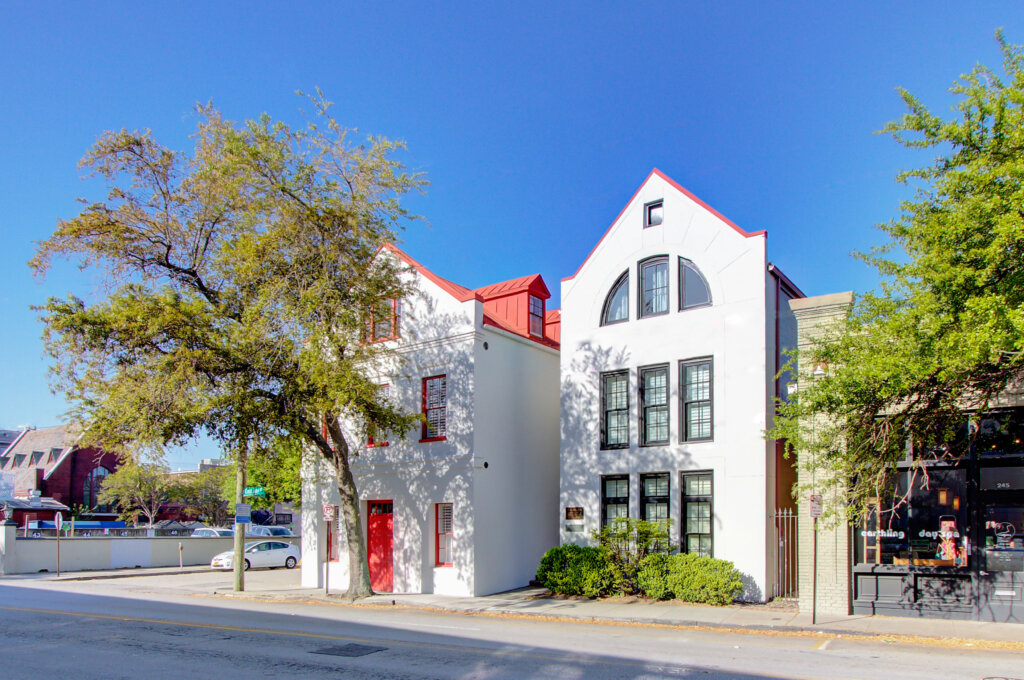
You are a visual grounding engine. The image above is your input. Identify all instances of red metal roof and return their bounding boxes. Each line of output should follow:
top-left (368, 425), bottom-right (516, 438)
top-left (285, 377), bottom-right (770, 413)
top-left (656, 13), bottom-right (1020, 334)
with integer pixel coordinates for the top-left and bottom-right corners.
top-left (381, 243), bottom-right (559, 349)
top-left (563, 168), bottom-right (767, 282)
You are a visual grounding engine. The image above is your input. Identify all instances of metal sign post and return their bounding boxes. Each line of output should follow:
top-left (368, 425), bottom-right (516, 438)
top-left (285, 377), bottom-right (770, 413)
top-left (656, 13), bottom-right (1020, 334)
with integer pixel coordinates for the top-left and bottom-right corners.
top-left (808, 494), bottom-right (823, 625)
top-left (54, 511), bottom-right (63, 577)
top-left (322, 503), bottom-right (336, 595)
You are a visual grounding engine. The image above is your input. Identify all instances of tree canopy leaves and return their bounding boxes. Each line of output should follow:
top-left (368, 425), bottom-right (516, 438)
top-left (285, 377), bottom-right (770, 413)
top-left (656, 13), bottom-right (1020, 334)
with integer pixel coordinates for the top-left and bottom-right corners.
top-left (33, 93), bottom-right (425, 596)
top-left (771, 33), bottom-right (1024, 522)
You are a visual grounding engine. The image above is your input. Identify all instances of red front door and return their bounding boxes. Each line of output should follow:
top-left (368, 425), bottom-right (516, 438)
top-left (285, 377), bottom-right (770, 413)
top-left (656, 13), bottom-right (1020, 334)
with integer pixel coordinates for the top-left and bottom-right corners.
top-left (367, 500), bottom-right (394, 592)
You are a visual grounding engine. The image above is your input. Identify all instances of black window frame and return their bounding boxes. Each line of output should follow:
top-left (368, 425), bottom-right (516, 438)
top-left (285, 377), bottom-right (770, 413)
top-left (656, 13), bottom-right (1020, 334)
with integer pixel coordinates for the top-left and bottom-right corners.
top-left (644, 199), bottom-right (664, 228)
top-left (680, 357), bottom-right (713, 442)
top-left (528, 294), bottom-right (545, 337)
top-left (600, 271), bottom-right (630, 326)
top-left (601, 474), bottom-right (630, 528)
top-left (640, 472), bottom-right (670, 523)
top-left (678, 257), bottom-right (712, 310)
top-left (638, 256), bottom-right (669, 319)
top-left (681, 471), bottom-right (714, 557)
top-left (600, 370), bottom-right (630, 450)
top-left (639, 363), bottom-right (670, 447)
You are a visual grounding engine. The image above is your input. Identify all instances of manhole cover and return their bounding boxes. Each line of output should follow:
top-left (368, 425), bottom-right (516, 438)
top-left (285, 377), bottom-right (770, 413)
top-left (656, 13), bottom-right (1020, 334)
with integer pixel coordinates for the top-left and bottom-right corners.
top-left (312, 644), bottom-right (387, 658)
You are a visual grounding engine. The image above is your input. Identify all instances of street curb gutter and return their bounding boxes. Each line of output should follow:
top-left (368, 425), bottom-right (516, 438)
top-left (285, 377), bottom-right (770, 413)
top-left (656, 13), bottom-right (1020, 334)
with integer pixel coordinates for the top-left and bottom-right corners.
top-left (207, 592), bottom-right (1024, 653)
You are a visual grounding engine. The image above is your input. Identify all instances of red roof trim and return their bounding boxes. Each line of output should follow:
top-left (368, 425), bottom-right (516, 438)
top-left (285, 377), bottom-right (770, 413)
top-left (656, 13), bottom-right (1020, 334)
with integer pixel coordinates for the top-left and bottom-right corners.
top-left (380, 243), bottom-right (479, 302)
top-left (482, 315), bottom-right (559, 349)
top-left (562, 168), bottom-right (767, 282)
top-left (474, 274), bottom-right (551, 300)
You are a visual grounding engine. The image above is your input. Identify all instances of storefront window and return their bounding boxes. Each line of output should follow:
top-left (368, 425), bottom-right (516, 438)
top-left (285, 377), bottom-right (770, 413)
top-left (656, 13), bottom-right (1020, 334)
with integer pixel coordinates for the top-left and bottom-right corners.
top-left (983, 504), bottom-right (1024, 572)
top-left (975, 408), bottom-right (1024, 457)
top-left (856, 468), bottom-right (969, 567)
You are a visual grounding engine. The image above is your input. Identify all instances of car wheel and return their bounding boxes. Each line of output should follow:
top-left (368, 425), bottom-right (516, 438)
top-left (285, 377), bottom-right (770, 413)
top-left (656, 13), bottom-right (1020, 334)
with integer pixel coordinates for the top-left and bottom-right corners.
top-left (243, 559), bottom-right (250, 571)
top-left (285, 556), bottom-right (297, 569)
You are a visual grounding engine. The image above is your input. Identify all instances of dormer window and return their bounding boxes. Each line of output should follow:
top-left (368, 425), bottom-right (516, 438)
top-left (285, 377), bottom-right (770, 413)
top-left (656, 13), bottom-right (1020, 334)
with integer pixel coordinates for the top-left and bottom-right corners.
top-left (644, 200), bottom-right (663, 228)
top-left (529, 294), bottom-right (544, 337)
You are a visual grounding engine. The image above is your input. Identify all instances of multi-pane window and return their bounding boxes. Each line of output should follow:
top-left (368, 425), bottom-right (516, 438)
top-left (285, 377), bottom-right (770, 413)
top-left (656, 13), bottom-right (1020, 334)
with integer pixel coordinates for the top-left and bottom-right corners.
top-left (82, 466), bottom-right (111, 512)
top-left (681, 358), bottom-right (713, 441)
top-left (639, 257), bottom-right (669, 318)
top-left (640, 473), bottom-right (669, 524)
top-left (682, 472), bottom-right (713, 557)
top-left (602, 475), bottom-right (629, 527)
top-left (367, 384), bottom-right (391, 447)
top-left (369, 299), bottom-right (401, 341)
top-left (644, 199), bottom-right (664, 228)
top-left (436, 502), bottom-right (453, 566)
top-left (600, 371), bottom-right (629, 449)
top-left (640, 365), bottom-right (669, 446)
top-left (422, 375), bottom-right (447, 441)
top-left (529, 295), bottom-right (544, 337)
top-left (601, 272), bottom-right (629, 325)
top-left (679, 258), bottom-right (711, 309)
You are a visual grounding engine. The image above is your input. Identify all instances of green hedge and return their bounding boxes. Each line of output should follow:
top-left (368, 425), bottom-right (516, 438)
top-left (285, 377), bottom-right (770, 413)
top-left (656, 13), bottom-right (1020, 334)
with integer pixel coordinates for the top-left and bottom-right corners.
top-left (538, 545), bottom-right (743, 605)
top-left (536, 544), bottom-right (613, 597)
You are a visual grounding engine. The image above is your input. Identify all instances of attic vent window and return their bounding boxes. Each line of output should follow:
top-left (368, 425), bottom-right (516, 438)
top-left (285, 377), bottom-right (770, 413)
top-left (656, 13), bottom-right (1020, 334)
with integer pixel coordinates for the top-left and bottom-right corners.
top-left (529, 294), bottom-right (544, 337)
top-left (644, 200), bottom-right (663, 228)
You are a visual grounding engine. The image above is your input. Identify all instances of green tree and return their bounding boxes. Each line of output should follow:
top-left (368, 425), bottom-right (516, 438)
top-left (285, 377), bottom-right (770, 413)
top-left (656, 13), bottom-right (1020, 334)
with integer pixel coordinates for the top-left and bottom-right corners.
top-left (771, 33), bottom-right (1024, 522)
top-left (170, 464), bottom-right (232, 526)
top-left (221, 436), bottom-right (302, 512)
top-left (32, 94), bottom-right (423, 597)
top-left (98, 460), bottom-right (170, 526)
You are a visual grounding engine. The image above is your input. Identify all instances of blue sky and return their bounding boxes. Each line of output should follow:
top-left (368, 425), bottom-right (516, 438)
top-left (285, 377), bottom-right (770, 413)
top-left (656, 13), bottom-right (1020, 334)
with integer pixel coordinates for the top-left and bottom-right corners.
top-left (2, 2), bottom-right (1021, 468)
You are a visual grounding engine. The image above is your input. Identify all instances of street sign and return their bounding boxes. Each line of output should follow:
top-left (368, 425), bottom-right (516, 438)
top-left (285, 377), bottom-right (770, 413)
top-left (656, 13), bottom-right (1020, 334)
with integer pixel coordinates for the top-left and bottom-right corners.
top-left (809, 494), bottom-right (823, 519)
top-left (243, 486), bottom-right (266, 497)
top-left (54, 511), bottom-right (63, 530)
top-left (235, 502), bottom-right (251, 524)
top-left (323, 503), bottom-right (338, 522)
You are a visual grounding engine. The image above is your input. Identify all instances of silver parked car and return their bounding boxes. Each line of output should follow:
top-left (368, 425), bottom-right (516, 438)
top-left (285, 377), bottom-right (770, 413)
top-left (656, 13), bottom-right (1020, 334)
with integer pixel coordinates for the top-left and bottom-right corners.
top-left (210, 541), bottom-right (300, 570)
top-left (192, 527), bottom-right (234, 537)
top-left (246, 525), bottom-right (294, 537)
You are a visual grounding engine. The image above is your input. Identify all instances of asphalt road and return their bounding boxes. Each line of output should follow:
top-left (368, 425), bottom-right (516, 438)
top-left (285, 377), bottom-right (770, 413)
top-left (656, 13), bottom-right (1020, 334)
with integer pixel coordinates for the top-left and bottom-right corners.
top-left (1, 571), bottom-right (1021, 680)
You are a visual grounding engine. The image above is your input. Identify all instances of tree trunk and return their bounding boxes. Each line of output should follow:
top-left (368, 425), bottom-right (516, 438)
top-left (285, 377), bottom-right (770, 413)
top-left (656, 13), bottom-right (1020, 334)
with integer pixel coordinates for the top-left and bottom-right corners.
top-left (325, 416), bottom-right (372, 599)
top-left (233, 441), bottom-right (248, 592)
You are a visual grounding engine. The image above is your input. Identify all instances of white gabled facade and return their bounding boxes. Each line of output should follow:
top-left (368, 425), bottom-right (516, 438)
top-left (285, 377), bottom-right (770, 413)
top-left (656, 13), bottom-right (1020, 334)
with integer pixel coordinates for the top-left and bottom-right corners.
top-left (559, 169), bottom-right (801, 601)
top-left (301, 245), bottom-right (561, 596)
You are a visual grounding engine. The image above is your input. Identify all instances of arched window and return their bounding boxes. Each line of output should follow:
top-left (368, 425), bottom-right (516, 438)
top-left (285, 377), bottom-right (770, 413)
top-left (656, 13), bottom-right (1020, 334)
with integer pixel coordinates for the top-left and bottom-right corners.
top-left (679, 257), bottom-right (711, 309)
top-left (83, 466), bottom-right (111, 513)
top-left (639, 256), bottom-right (669, 318)
top-left (600, 271), bottom-right (629, 325)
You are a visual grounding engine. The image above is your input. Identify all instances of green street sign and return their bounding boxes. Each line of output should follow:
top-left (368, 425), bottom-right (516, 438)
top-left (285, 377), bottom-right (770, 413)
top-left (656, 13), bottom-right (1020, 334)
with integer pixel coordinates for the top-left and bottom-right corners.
top-left (243, 486), bottom-right (266, 497)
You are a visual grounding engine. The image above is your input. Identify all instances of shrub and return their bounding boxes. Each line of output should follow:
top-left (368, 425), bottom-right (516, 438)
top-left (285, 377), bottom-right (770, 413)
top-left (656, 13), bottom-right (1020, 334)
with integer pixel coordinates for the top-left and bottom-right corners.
top-left (536, 545), bottom-right (613, 597)
top-left (594, 518), bottom-right (671, 595)
top-left (636, 552), bottom-right (673, 600)
top-left (665, 553), bottom-right (743, 605)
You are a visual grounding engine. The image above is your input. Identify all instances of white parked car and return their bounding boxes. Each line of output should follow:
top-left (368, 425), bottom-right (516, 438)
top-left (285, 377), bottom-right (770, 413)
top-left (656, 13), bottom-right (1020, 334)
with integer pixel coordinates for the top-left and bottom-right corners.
top-left (192, 527), bottom-right (234, 537)
top-left (246, 525), bottom-right (294, 537)
top-left (210, 541), bottom-right (300, 571)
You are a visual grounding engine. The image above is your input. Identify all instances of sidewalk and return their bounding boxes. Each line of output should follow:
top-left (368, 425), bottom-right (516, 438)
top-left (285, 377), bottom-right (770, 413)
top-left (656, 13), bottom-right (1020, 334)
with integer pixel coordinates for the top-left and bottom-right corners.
top-left (20, 566), bottom-right (1024, 649)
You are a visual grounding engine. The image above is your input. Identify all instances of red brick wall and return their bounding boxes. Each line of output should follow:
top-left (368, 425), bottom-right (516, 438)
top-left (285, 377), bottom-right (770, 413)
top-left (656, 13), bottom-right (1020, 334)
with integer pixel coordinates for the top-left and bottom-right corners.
top-left (42, 447), bottom-right (120, 507)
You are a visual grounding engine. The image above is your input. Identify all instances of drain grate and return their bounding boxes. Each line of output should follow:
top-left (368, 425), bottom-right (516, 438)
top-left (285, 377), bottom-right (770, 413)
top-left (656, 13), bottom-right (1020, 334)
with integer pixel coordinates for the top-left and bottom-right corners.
top-left (312, 644), bottom-right (387, 658)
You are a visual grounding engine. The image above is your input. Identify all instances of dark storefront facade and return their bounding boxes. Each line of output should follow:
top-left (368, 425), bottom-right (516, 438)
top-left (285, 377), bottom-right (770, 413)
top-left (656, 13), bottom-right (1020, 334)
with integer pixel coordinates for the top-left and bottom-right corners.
top-left (852, 409), bottom-right (1024, 622)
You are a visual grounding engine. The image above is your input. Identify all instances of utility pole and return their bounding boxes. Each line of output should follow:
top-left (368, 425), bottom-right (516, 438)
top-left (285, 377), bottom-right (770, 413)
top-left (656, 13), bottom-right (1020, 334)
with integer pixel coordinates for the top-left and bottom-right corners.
top-left (233, 440), bottom-right (248, 593)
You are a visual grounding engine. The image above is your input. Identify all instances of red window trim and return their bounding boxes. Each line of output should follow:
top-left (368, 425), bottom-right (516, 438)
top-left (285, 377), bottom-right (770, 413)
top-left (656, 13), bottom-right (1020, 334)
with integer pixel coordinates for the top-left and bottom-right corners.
top-left (435, 502), bottom-right (453, 567)
top-left (420, 374), bottom-right (447, 442)
top-left (367, 299), bottom-right (401, 343)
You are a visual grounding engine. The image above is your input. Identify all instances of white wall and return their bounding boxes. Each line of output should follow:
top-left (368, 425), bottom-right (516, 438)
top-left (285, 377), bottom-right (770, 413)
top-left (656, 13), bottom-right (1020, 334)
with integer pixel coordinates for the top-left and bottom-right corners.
top-left (559, 172), bottom-right (775, 600)
top-left (472, 327), bottom-right (560, 595)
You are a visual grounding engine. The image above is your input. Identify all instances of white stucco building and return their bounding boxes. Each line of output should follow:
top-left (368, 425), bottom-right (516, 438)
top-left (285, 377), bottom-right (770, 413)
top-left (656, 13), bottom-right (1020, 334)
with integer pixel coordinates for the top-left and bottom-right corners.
top-left (559, 169), bottom-right (801, 601)
top-left (302, 244), bottom-right (561, 596)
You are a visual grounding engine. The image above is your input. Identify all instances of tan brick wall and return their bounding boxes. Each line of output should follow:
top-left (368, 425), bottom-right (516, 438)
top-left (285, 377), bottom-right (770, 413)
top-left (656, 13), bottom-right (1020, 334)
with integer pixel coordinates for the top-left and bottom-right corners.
top-left (789, 293), bottom-right (854, 617)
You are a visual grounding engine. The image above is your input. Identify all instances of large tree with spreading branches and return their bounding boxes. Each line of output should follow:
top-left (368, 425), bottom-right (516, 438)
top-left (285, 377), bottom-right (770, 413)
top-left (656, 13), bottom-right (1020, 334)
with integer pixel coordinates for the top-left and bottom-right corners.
top-left (32, 94), bottom-right (423, 597)
top-left (771, 33), bottom-right (1024, 524)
